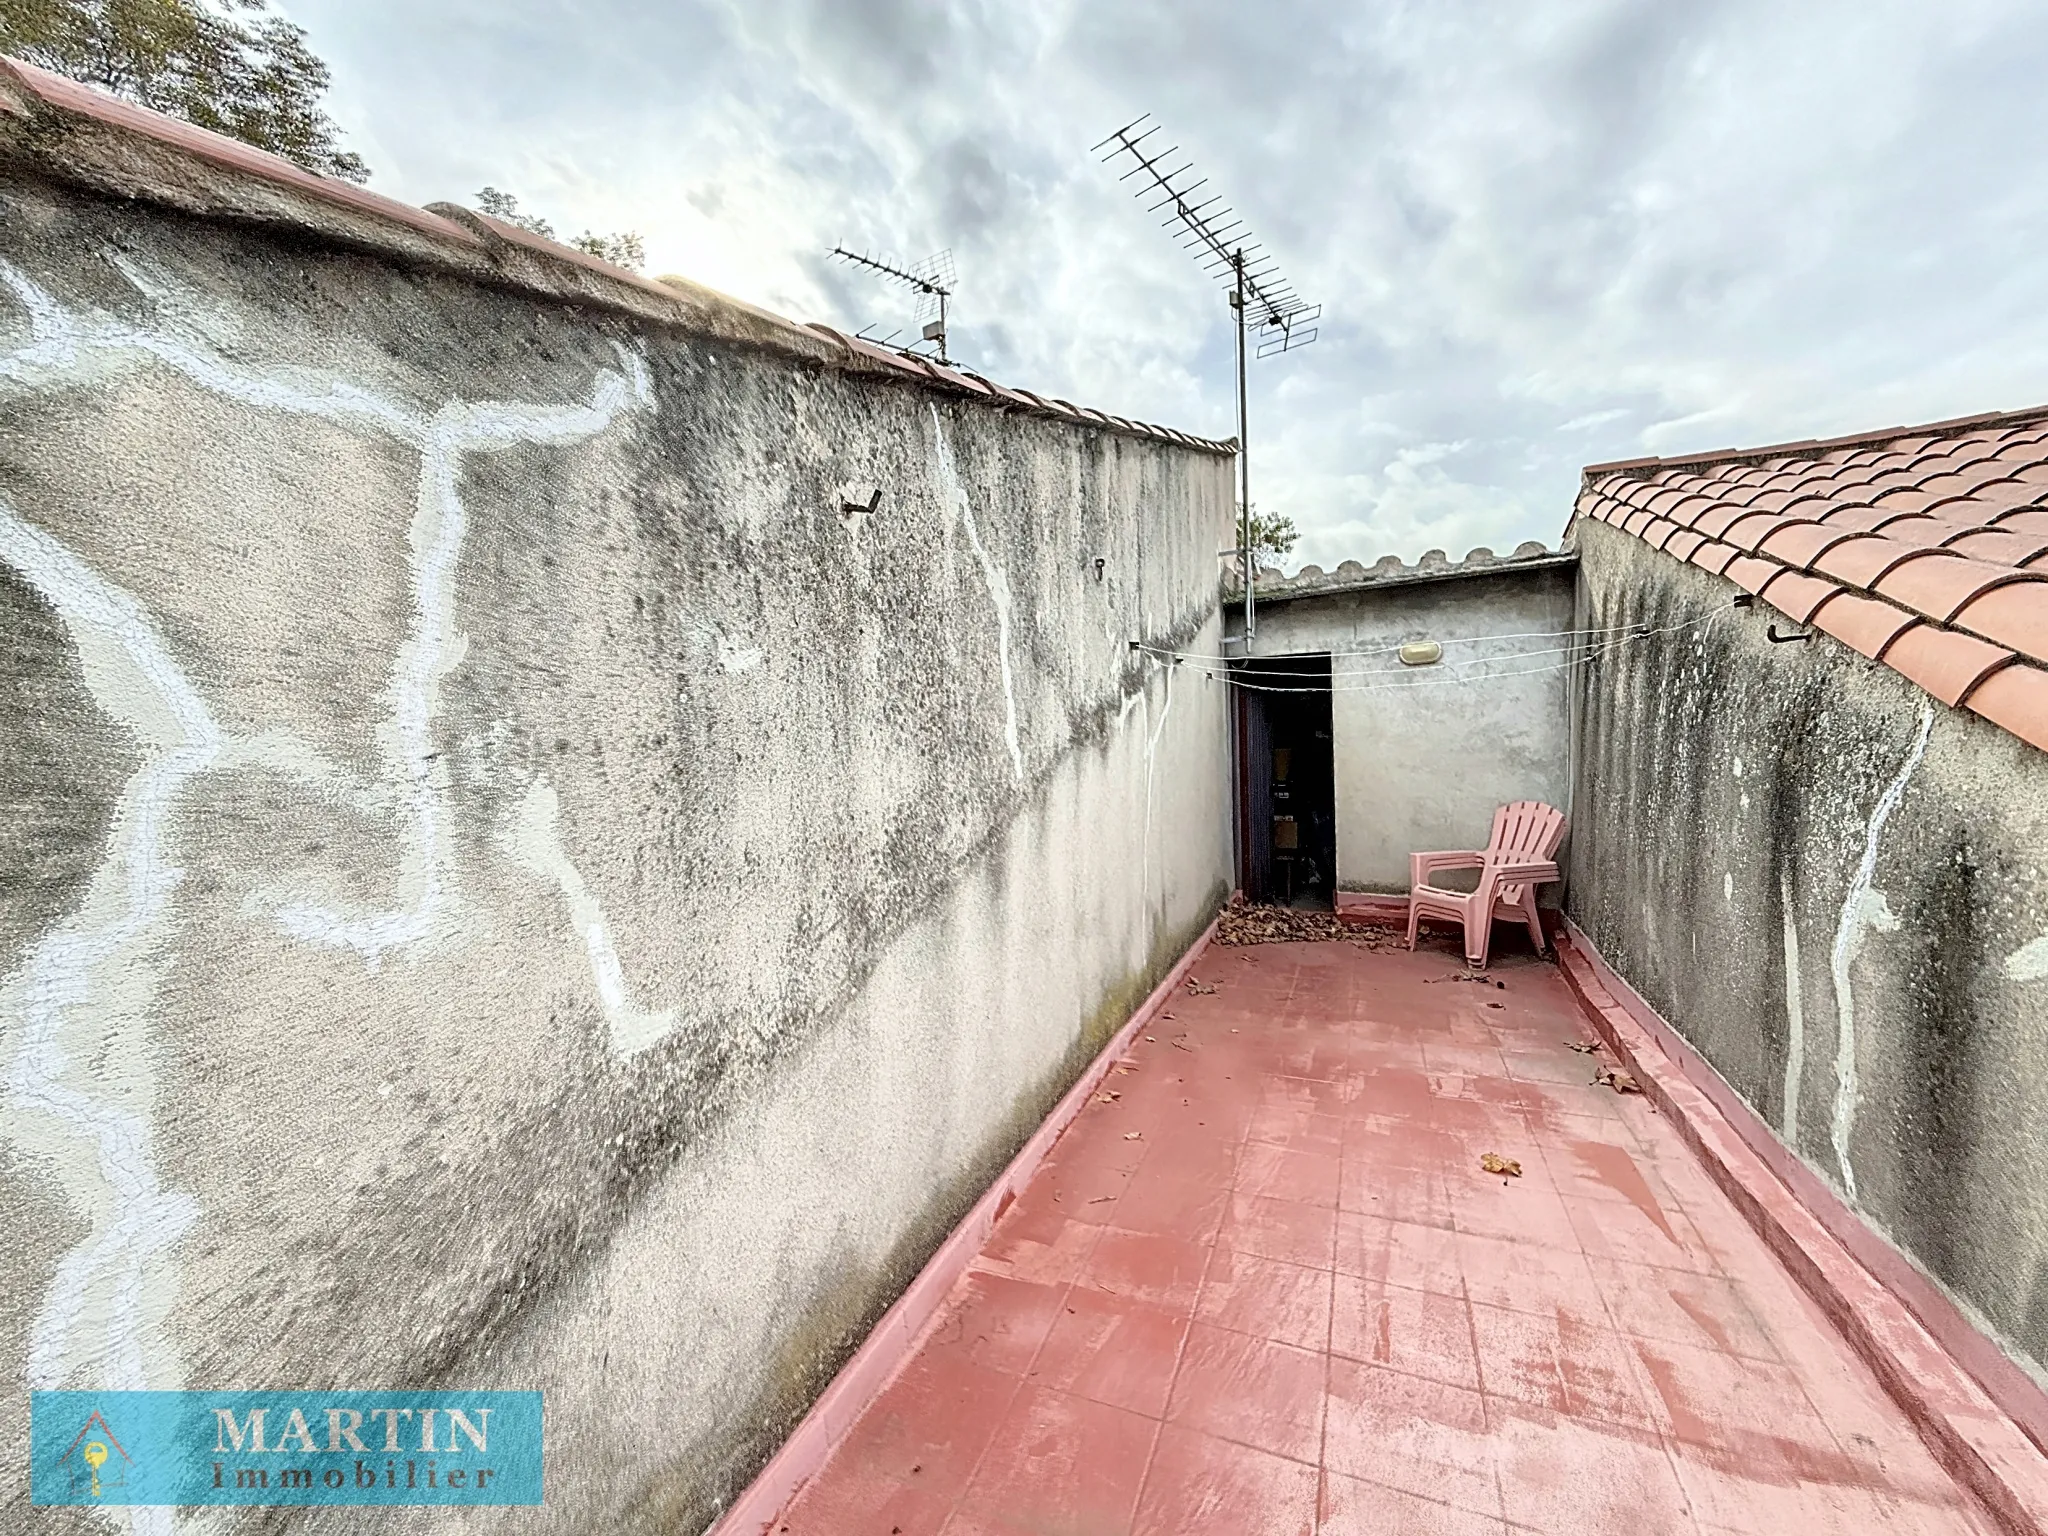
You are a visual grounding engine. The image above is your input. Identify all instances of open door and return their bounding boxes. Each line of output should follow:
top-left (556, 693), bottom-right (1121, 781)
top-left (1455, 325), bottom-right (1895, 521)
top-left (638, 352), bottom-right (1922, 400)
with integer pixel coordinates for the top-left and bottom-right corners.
top-left (1233, 654), bottom-right (1335, 907)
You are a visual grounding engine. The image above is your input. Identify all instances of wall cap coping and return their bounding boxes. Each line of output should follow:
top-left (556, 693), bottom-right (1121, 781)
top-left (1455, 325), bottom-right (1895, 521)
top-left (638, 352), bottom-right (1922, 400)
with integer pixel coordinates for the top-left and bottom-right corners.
top-left (0, 53), bottom-right (1232, 457)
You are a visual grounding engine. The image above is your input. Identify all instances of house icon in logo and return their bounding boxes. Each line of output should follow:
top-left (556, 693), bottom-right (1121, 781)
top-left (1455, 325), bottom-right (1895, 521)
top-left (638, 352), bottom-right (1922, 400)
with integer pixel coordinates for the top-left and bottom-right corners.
top-left (56, 1410), bottom-right (131, 1499)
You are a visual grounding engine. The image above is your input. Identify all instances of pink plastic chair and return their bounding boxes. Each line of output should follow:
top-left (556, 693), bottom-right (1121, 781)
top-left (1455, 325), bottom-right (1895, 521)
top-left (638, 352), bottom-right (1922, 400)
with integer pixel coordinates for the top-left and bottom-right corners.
top-left (1406, 801), bottom-right (1567, 967)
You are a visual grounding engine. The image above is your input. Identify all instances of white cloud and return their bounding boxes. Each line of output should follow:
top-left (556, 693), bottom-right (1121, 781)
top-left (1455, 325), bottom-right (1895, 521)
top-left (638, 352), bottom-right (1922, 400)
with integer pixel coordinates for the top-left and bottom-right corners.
top-left (287, 0), bottom-right (2048, 570)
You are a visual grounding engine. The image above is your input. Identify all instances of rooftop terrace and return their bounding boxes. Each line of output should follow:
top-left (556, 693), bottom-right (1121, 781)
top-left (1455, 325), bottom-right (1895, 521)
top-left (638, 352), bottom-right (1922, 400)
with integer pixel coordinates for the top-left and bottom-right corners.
top-left (760, 934), bottom-right (1991, 1535)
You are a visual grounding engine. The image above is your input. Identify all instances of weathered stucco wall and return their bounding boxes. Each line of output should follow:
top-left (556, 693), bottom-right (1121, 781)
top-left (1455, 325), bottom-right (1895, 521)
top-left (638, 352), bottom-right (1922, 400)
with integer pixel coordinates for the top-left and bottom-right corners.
top-left (1569, 516), bottom-right (2048, 1384)
top-left (0, 157), bottom-right (1235, 1530)
top-left (1238, 561), bottom-right (1577, 893)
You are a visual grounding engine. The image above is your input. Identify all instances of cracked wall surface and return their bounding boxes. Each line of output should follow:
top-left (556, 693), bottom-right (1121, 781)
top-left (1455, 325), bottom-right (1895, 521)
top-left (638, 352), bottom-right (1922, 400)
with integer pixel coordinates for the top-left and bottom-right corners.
top-left (0, 169), bottom-right (1234, 1533)
top-left (1568, 518), bottom-right (2048, 1390)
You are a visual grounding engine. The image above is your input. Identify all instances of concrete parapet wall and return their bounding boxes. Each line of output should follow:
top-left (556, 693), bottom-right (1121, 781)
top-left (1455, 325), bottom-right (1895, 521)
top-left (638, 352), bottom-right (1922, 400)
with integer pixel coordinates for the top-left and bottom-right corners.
top-left (0, 99), bottom-right (1234, 1532)
top-left (1568, 516), bottom-right (2048, 1390)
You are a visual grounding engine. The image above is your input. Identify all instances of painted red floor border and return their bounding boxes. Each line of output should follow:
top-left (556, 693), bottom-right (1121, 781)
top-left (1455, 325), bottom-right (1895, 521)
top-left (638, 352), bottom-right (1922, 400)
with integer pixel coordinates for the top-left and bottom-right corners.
top-left (707, 911), bottom-right (1223, 1536)
top-left (1557, 920), bottom-right (2048, 1535)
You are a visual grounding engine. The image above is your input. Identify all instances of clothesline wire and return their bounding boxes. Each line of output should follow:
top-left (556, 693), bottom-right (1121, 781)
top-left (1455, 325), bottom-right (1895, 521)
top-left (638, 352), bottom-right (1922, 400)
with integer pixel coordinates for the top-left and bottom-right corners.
top-left (1154, 607), bottom-right (1723, 695)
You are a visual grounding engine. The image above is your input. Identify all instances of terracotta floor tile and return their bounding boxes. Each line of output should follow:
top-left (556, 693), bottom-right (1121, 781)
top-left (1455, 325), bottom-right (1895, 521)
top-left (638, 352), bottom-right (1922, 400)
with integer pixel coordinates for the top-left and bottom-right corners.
top-left (1454, 1230), bottom-right (1599, 1315)
top-left (1330, 1272), bottom-right (1480, 1390)
top-left (1334, 1210), bottom-right (1465, 1293)
top-left (942, 1383), bottom-right (1156, 1535)
top-left (919, 1269), bottom-right (1071, 1378)
top-left (1319, 1469), bottom-right (1511, 1534)
top-left (1031, 1284), bottom-right (1191, 1419)
top-left (1587, 1257), bottom-right (1780, 1362)
top-left (1448, 1170), bottom-right (1583, 1250)
top-left (1468, 1300), bottom-right (1659, 1431)
top-left (1165, 1321), bottom-right (1327, 1465)
top-left (1235, 1139), bottom-right (1343, 1207)
top-left (1109, 1156), bottom-right (1232, 1243)
top-left (1080, 1226), bottom-right (1210, 1313)
top-left (1568, 1187), bottom-right (1720, 1273)
top-left (1324, 1356), bottom-right (1502, 1519)
top-left (1340, 1159), bottom-right (1455, 1229)
top-left (762, 940), bottom-right (2003, 1536)
top-left (1196, 1248), bottom-right (1333, 1351)
top-left (1487, 1405), bottom-right (1695, 1535)
top-left (978, 1201), bottom-right (1103, 1288)
top-left (1131, 1424), bottom-right (1318, 1536)
top-left (1218, 1189), bottom-right (1338, 1269)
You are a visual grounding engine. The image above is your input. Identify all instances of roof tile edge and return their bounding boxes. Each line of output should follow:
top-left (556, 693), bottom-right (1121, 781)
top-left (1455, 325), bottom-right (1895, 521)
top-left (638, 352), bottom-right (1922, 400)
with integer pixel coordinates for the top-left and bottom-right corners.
top-left (0, 54), bottom-right (1230, 457)
top-left (1245, 540), bottom-right (1571, 601)
top-left (1581, 407), bottom-right (2048, 484)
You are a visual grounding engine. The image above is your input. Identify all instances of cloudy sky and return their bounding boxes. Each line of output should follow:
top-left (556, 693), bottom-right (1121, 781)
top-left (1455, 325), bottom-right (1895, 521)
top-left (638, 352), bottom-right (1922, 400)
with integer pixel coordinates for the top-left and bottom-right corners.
top-left (288, 0), bottom-right (2048, 570)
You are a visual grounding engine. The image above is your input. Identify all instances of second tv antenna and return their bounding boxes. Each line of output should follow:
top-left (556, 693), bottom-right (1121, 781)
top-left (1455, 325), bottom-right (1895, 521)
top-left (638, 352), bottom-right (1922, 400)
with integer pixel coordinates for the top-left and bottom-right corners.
top-left (832, 246), bottom-right (956, 364)
top-left (1095, 114), bottom-right (1322, 644)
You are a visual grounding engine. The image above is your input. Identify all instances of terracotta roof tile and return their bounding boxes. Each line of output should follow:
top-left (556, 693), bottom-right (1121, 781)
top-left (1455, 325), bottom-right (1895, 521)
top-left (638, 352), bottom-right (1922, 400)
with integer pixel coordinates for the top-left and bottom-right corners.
top-left (1946, 529), bottom-right (2048, 567)
top-left (1952, 582), bottom-right (2048, 665)
top-left (1664, 528), bottom-right (1710, 562)
top-left (1965, 663), bottom-right (2048, 751)
top-left (1725, 554), bottom-right (1780, 594)
top-left (1690, 540), bottom-right (1742, 576)
top-left (1757, 569), bottom-right (1842, 624)
top-left (1813, 538), bottom-right (1949, 589)
top-left (1577, 400), bottom-right (2048, 750)
top-left (1722, 512), bottom-right (1809, 552)
top-left (1693, 504), bottom-right (1753, 540)
top-left (1883, 626), bottom-right (2015, 705)
top-left (1758, 521), bottom-right (1864, 568)
top-left (1816, 594), bottom-right (1923, 659)
top-left (1873, 557), bottom-right (2037, 622)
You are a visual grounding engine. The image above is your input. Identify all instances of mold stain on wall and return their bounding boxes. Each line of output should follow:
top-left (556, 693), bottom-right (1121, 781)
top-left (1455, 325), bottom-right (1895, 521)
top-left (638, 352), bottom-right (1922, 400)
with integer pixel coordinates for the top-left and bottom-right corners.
top-left (0, 255), bottom-right (673, 1417)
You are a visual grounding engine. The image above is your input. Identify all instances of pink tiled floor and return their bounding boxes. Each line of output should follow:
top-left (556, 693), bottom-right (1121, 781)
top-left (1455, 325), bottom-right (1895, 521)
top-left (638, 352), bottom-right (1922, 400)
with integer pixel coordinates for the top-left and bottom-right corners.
top-left (775, 937), bottom-right (1992, 1535)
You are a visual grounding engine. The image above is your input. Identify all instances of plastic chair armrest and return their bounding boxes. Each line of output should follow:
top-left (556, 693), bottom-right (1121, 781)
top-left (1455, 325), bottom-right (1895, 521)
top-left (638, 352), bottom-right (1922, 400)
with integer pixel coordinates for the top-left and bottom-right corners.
top-left (1410, 850), bottom-right (1486, 883)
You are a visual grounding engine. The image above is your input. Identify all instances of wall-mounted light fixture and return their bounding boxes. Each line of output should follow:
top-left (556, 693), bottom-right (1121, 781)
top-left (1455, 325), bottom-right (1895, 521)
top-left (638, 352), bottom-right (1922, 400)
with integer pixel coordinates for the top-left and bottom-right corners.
top-left (1398, 641), bottom-right (1443, 667)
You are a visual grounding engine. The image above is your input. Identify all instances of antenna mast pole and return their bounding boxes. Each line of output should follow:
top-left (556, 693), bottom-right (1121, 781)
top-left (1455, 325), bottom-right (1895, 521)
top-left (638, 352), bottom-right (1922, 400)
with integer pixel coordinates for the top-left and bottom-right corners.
top-left (1232, 248), bottom-right (1252, 640)
top-left (1094, 116), bottom-right (1320, 655)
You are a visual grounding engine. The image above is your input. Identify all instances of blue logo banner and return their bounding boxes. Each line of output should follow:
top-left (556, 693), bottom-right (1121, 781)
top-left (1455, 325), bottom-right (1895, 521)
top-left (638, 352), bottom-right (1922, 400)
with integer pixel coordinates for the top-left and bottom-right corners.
top-left (31, 1391), bottom-right (543, 1506)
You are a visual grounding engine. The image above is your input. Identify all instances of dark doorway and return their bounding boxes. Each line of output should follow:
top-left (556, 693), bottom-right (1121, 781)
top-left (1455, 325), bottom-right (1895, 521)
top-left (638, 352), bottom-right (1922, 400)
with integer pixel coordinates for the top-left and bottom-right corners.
top-left (1233, 654), bottom-right (1336, 906)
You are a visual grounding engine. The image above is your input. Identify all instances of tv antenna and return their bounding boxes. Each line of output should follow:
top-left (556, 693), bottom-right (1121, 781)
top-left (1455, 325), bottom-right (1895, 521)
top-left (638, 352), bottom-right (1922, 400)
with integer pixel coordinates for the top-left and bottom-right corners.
top-left (831, 246), bottom-right (957, 364)
top-left (1095, 114), bottom-right (1321, 645)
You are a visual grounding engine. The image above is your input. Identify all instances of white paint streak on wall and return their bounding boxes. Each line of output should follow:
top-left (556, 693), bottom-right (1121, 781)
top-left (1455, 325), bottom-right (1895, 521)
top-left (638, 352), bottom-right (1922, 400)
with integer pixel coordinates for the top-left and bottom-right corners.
top-left (275, 375), bottom-right (646, 963)
top-left (507, 780), bottom-right (678, 1056)
top-left (2005, 935), bottom-right (2048, 983)
top-left (1829, 703), bottom-right (1934, 1202)
top-left (0, 502), bottom-right (211, 1433)
top-left (1781, 868), bottom-right (1806, 1145)
top-left (930, 404), bottom-right (1023, 782)
top-left (0, 258), bottom-right (652, 964)
top-left (1141, 666), bottom-right (1176, 906)
top-left (0, 262), bottom-right (665, 1493)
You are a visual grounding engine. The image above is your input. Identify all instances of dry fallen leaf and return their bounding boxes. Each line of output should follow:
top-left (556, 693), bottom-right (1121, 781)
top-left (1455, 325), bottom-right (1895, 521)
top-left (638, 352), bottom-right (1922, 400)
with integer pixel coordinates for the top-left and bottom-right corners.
top-left (1479, 1153), bottom-right (1522, 1178)
top-left (1185, 977), bottom-right (1218, 995)
top-left (1123, 1131), bottom-right (1143, 1141)
top-left (1485, 1001), bottom-right (1504, 1010)
top-left (1594, 1065), bottom-right (1643, 1095)
top-left (1096, 1091), bottom-right (1121, 1104)
top-left (1567, 1041), bottom-right (1598, 1053)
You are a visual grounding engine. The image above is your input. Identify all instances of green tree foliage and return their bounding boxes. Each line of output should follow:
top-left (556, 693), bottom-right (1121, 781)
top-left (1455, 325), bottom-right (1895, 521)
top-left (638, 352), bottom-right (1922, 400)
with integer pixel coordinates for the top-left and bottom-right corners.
top-left (1245, 504), bottom-right (1299, 564)
top-left (475, 187), bottom-right (646, 272)
top-left (0, 0), bottom-right (368, 181)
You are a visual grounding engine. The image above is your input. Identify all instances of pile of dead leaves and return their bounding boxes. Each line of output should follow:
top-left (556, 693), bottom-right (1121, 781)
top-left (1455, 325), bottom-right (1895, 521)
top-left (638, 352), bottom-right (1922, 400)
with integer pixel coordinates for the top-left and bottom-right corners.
top-left (1216, 898), bottom-right (1394, 948)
